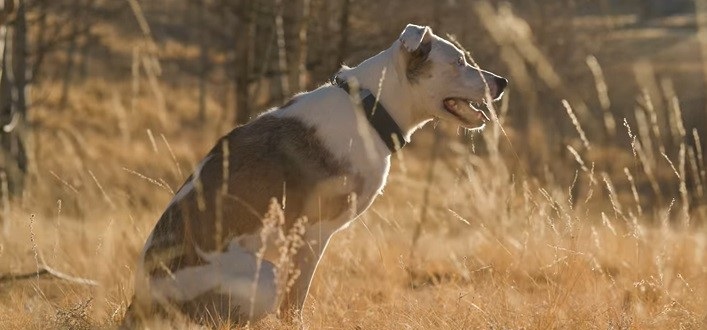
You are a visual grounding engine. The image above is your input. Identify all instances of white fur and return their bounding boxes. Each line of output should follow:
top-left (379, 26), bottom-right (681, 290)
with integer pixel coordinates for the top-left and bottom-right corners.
top-left (150, 239), bottom-right (278, 318)
top-left (167, 154), bottom-right (214, 208)
top-left (399, 24), bottom-right (431, 52)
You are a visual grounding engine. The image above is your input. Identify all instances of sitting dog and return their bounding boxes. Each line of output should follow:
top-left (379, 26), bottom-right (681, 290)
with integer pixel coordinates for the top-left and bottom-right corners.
top-left (126, 24), bottom-right (507, 325)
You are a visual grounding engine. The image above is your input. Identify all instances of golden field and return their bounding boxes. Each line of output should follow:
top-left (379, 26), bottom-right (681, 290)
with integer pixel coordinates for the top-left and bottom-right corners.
top-left (0, 1), bottom-right (706, 329)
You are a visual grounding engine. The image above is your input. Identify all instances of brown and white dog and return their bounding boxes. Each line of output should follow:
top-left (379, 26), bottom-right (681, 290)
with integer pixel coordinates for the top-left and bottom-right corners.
top-left (127, 24), bottom-right (507, 325)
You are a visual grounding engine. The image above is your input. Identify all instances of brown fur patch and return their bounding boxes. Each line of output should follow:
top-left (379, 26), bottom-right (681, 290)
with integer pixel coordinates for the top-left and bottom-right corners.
top-left (406, 40), bottom-right (432, 83)
top-left (143, 115), bottom-right (362, 277)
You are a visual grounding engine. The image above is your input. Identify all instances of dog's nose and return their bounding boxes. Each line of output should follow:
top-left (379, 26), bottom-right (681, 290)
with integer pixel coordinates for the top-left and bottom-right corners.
top-left (494, 77), bottom-right (508, 98)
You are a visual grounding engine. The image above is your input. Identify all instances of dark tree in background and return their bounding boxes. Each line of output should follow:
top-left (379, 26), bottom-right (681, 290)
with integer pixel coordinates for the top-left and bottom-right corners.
top-left (0, 0), bottom-right (100, 198)
top-left (0, 0), bottom-right (26, 196)
top-left (183, 0), bottom-right (333, 125)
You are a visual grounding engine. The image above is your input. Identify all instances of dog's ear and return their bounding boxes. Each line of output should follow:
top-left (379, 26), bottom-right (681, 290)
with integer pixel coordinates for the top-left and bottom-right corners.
top-left (399, 24), bottom-right (433, 82)
top-left (399, 24), bottom-right (432, 53)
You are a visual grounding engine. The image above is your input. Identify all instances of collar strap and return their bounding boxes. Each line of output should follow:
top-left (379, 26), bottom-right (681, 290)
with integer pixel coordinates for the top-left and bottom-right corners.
top-left (332, 76), bottom-right (407, 152)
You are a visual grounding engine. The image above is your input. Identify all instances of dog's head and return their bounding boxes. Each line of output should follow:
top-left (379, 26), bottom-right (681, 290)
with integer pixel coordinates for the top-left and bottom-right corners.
top-left (396, 24), bottom-right (507, 129)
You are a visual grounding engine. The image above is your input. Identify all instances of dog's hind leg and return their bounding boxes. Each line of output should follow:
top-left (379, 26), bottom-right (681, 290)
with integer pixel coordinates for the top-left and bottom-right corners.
top-left (149, 241), bottom-right (279, 324)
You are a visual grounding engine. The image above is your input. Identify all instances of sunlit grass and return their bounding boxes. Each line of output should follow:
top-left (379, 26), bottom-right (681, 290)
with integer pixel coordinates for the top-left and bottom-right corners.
top-left (1, 1), bottom-right (706, 329)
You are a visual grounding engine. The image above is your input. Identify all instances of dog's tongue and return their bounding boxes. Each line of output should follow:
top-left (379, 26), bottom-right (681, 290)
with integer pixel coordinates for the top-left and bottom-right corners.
top-left (444, 97), bottom-right (489, 127)
top-left (445, 98), bottom-right (475, 113)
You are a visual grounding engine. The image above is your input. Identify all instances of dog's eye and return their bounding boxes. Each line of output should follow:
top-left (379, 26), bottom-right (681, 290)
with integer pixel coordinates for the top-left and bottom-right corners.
top-left (456, 56), bottom-right (465, 67)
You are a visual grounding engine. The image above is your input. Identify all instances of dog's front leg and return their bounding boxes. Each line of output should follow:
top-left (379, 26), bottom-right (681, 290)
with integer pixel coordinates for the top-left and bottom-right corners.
top-left (279, 188), bottom-right (360, 323)
top-left (277, 245), bottom-right (322, 323)
top-left (278, 226), bottom-right (356, 324)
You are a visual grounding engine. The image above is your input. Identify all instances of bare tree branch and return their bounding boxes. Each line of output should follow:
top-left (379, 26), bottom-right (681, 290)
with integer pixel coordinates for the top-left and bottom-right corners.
top-left (0, 264), bottom-right (98, 286)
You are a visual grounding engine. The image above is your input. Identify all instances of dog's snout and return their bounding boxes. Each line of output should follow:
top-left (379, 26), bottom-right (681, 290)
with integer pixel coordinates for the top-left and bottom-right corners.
top-left (493, 77), bottom-right (508, 98)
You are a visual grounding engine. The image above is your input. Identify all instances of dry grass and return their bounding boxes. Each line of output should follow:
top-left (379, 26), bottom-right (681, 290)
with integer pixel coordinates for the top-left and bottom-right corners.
top-left (1, 1), bottom-right (707, 329)
top-left (1, 124), bottom-right (705, 329)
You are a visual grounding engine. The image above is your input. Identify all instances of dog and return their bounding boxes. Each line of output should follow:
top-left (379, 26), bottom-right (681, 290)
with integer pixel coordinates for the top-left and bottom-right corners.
top-left (126, 24), bottom-right (507, 326)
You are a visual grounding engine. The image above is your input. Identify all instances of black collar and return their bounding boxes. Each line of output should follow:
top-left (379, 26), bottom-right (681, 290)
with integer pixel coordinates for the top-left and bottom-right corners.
top-left (332, 76), bottom-right (407, 152)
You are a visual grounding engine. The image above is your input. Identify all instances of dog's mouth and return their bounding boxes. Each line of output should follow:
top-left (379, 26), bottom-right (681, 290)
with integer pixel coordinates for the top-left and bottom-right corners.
top-left (442, 97), bottom-right (490, 128)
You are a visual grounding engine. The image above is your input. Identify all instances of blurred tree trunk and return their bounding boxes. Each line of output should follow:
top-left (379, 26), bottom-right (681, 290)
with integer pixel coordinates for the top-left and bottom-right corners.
top-left (59, 0), bottom-right (84, 110)
top-left (77, 32), bottom-right (94, 80)
top-left (0, 0), bottom-right (27, 196)
top-left (234, 0), bottom-right (255, 124)
top-left (197, 0), bottom-right (208, 122)
top-left (311, 0), bottom-right (330, 79)
top-left (32, 0), bottom-right (47, 79)
top-left (293, 0), bottom-right (311, 91)
top-left (432, 0), bottom-right (443, 31)
top-left (273, 0), bottom-right (289, 100)
top-left (336, 0), bottom-right (350, 68)
top-left (598, 0), bottom-right (610, 15)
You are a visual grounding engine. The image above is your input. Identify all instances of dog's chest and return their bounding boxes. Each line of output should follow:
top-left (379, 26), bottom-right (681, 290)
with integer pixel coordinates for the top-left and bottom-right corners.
top-left (343, 151), bottom-right (390, 211)
top-left (273, 88), bottom-right (394, 213)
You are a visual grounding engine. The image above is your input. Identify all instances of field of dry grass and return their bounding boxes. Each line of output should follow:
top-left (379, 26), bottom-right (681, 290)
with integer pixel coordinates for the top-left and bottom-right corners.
top-left (1, 1), bottom-right (707, 329)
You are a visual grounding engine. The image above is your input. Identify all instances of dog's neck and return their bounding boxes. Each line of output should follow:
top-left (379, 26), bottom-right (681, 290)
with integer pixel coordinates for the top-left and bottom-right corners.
top-left (337, 45), bottom-right (434, 142)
